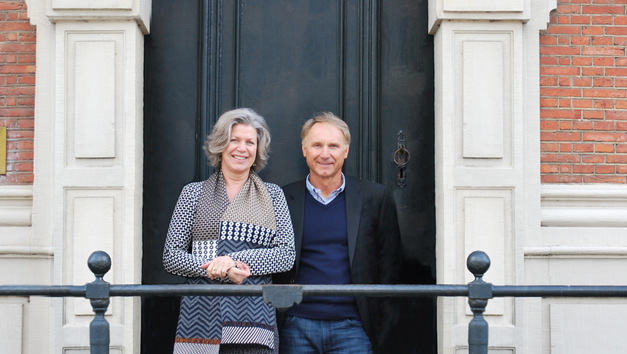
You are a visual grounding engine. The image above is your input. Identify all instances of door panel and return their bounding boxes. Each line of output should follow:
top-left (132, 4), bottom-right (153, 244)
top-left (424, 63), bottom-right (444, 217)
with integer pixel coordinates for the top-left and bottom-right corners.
top-left (143, 1), bottom-right (434, 352)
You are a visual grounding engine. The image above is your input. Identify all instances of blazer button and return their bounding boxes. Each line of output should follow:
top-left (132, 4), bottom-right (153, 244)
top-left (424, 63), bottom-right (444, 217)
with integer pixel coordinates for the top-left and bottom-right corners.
top-left (290, 279), bottom-right (295, 284)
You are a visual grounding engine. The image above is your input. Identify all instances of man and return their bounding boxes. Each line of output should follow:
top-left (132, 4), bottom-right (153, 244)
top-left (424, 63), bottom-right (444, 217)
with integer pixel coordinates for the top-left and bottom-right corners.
top-left (274, 112), bottom-right (402, 354)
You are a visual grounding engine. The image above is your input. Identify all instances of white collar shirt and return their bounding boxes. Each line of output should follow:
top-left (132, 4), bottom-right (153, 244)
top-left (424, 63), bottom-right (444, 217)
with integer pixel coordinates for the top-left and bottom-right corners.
top-left (305, 173), bottom-right (346, 205)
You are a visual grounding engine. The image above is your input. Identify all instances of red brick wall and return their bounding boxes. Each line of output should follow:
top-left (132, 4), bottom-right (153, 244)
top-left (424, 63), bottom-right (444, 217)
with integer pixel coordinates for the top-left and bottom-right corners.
top-left (0, 0), bottom-right (35, 185)
top-left (540, 0), bottom-right (627, 183)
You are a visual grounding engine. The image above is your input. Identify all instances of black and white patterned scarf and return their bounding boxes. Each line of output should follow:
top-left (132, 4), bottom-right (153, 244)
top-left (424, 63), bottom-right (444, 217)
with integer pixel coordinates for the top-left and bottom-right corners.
top-left (174, 171), bottom-right (278, 354)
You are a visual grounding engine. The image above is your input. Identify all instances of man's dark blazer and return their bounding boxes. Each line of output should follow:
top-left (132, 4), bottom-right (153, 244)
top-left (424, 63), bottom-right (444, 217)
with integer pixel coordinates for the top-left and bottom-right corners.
top-left (273, 175), bottom-right (402, 352)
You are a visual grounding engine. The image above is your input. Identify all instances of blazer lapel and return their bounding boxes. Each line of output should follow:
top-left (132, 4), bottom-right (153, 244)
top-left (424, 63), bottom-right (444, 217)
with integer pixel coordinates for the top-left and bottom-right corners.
top-left (344, 176), bottom-right (362, 268)
top-left (287, 181), bottom-right (306, 274)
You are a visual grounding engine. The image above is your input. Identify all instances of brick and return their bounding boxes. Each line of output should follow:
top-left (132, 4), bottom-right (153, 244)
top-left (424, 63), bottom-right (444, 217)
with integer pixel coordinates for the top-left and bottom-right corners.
top-left (571, 36), bottom-right (591, 45)
top-left (592, 37), bottom-right (613, 45)
top-left (618, 165), bottom-right (627, 173)
top-left (541, 88), bottom-right (582, 97)
top-left (541, 164), bottom-right (560, 173)
top-left (560, 121), bottom-right (572, 129)
top-left (541, 98), bottom-right (559, 107)
top-left (615, 37), bottom-right (627, 46)
top-left (560, 165), bottom-right (572, 173)
top-left (582, 5), bottom-right (625, 14)
top-left (595, 143), bottom-right (615, 152)
top-left (618, 122), bottom-right (627, 129)
top-left (617, 79), bottom-right (627, 87)
top-left (583, 111), bottom-right (604, 119)
top-left (18, 55), bottom-right (35, 64)
top-left (6, 152), bottom-right (34, 161)
top-left (559, 57), bottom-right (571, 66)
top-left (593, 77), bottom-right (614, 86)
top-left (594, 99), bottom-right (615, 108)
top-left (607, 111), bottom-right (627, 120)
top-left (0, 23), bottom-right (33, 32)
top-left (607, 27), bottom-right (627, 35)
top-left (0, 87), bottom-right (35, 96)
top-left (616, 16), bottom-right (627, 24)
top-left (6, 97), bottom-right (16, 106)
top-left (17, 97), bottom-right (34, 106)
top-left (584, 175), bottom-right (626, 183)
top-left (558, 16), bottom-right (570, 24)
top-left (541, 132), bottom-right (582, 141)
top-left (594, 121), bottom-right (615, 130)
top-left (542, 143), bottom-right (559, 151)
top-left (540, 56), bottom-right (558, 65)
top-left (541, 66), bottom-right (580, 75)
top-left (18, 33), bottom-right (36, 43)
top-left (13, 163), bottom-right (33, 172)
top-left (573, 120), bottom-right (594, 129)
top-left (618, 144), bottom-right (627, 152)
top-left (541, 153), bottom-right (581, 162)
top-left (559, 37), bottom-right (571, 45)
top-left (558, 5), bottom-right (582, 13)
top-left (573, 57), bottom-right (593, 66)
top-left (542, 175), bottom-right (582, 183)
top-left (582, 67), bottom-right (604, 75)
top-left (593, 15), bottom-right (614, 24)
top-left (0, 65), bottom-right (36, 74)
top-left (595, 165), bottom-right (616, 173)
top-left (583, 89), bottom-right (626, 98)
top-left (16, 119), bottom-right (34, 129)
top-left (0, 108), bottom-right (34, 117)
top-left (571, 15), bottom-right (591, 24)
top-left (541, 120), bottom-right (560, 129)
top-left (582, 47), bottom-right (625, 56)
top-left (559, 98), bottom-right (572, 107)
top-left (16, 141), bottom-right (34, 150)
top-left (17, 76), bottom-right (35, 85)
top-left (540, 76), bottom-right (559, 86)
top-left (583, 155), bottom-right (605, 162)
top-left (574, 143), bottom-right (594, 151)
top-left (606, 68), bottom-right (627, 76)
top-left (6, 77), bottom-right (17, 85)
top-left (582, 26), bottom-right (606, 35)
top-left (573, 165), bottom-right (594, 173)
top-left (617, 58), bottom-right (627, 66)
top-left (583, 132), bottom-right (627, 141)
top-left (594, 57), bottom-right (614, 66)
top-left (540, 36), bottom-right (558, 45)
top-left (6, 130), bottom-right (33, 139)
top-left (607, 155), bottom-right (627, 163)
top-left (540, 46), bottom-right (581, 55)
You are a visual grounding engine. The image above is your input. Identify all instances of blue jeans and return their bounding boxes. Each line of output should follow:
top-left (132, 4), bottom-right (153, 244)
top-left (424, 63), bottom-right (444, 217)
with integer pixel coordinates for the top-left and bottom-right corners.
top-left (279, 315), bottom-right (373, 354)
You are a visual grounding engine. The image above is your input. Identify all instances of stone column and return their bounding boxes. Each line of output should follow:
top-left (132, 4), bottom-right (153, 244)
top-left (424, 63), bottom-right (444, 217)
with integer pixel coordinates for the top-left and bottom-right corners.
top-left (429, 0), bottom-right (549, 351)
top-left (25, 0), bottom-right (150, 352)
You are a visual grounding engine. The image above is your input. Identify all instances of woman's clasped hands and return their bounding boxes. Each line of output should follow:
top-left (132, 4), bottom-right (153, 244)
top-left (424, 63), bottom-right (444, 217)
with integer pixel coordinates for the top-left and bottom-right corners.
top-left (201, 255), bottom-right (251, 284)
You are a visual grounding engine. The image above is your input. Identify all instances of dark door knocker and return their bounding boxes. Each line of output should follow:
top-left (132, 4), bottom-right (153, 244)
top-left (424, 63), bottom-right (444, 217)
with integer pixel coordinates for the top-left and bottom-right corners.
top-left (393, 130), bottom-right (410, 187)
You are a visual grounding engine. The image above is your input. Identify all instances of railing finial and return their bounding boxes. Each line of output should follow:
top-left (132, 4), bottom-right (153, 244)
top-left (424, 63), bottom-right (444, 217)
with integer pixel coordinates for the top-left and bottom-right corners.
top-left (88, 251), bottom-right (111, 278)
top-left (467, 250), bottom-right (490, 279)
top-left (466, 250), bottom-right (493, 354)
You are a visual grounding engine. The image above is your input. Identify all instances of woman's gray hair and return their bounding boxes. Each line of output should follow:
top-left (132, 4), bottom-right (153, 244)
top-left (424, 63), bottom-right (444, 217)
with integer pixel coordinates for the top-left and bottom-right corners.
top-left (301, 111), bottom-right (351, 147)
top-left (204, 108), bottom-right (271, 172)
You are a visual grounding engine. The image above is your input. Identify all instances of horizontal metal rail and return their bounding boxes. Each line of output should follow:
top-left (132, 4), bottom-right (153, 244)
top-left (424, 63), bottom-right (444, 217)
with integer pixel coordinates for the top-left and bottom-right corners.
top-left (1, 250), bottom-right (627, 354)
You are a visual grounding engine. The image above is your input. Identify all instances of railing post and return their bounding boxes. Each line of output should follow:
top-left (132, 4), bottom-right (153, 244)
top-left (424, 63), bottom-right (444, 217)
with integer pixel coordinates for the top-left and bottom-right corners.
top-left (466, 251), bottom-right (493, 354)
top-left (86, 251), bottom-right (112, 354)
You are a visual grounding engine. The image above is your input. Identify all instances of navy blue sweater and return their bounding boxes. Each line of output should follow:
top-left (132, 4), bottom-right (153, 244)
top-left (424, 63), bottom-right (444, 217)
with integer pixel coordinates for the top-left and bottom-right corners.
top-left (286, 191), bottom-right (361, 320)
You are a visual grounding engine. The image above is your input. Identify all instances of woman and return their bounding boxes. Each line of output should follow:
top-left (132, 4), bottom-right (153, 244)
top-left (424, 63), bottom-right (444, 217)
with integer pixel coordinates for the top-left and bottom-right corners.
top-left (163, 108), bottom-right (295, 354)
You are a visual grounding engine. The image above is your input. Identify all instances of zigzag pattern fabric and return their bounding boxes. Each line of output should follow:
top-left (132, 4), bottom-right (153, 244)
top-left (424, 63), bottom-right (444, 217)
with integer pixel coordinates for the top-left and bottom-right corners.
top-left (164, 171), bottom-right (295, 354)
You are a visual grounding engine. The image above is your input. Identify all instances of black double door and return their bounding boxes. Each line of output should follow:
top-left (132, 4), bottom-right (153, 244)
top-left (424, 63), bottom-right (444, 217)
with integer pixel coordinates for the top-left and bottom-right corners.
top-left (143, 1), bottom-right (435, 352)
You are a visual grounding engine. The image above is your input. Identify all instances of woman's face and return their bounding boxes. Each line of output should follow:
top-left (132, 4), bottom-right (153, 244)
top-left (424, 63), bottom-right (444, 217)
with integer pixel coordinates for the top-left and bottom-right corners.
top-left (221, 124), bottom-right (258, 177)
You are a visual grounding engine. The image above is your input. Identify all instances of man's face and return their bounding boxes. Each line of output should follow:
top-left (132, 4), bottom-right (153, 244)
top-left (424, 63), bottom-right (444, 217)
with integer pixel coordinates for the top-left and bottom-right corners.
top-left (302, 122), bottom-right (349, 182)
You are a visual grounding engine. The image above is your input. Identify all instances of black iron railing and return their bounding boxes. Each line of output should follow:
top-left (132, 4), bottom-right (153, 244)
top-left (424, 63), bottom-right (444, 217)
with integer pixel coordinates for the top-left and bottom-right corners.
top-left (3, 250), bottom-right (627, 354)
